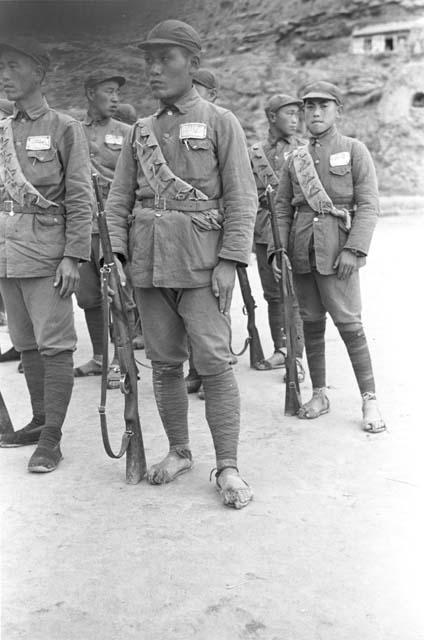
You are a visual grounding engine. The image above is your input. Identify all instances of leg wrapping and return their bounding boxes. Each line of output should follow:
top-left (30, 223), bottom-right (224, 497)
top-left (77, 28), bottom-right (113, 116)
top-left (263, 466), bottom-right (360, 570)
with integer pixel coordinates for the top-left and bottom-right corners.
top-left (338, 327), bottom-right (375, 395)
top-left (21, 349), bottom-right (45, 423)
top-left (39, 350), bottom-right (74, 447)
top-left (152, 361), bottom-right (189, 448)
top-left (202, 368), bottom-right (240, 466)
top-left (84, 306), bottom-right (104, 357)
top-left (303, 319), bottom-right (326, 388)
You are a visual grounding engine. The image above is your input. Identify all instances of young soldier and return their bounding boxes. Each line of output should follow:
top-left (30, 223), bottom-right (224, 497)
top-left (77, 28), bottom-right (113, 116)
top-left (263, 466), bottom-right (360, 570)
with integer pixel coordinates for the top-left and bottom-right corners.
top-left (250, 94), bottom-right (305, 376)
top-left (106, 20), bottom-right (258, 508)
top-left (0, 37), bottom-right (93, 468)
top-left (73, 71), bottom-right (143, 387)
top-left (270, 81), bottom-right (386, 433)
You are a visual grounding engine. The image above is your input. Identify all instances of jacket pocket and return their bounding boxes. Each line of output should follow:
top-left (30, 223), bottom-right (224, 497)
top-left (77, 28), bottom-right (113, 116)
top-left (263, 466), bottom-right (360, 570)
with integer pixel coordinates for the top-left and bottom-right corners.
top-left (27, 148), bottom-right (61, 186)
top-left (328, 164), bottom-right (353, 200)
top-left (329, 164), bottom-right (351, 177)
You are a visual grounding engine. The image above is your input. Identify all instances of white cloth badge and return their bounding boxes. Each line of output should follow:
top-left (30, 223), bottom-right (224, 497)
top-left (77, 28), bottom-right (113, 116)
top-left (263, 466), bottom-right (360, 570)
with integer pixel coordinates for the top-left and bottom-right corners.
top-left (179, 123), bottom-right (207, 140)
top-left (330, 151), bottom-right (350, 167)
top-left (26, 135), bottom-right (51, 151)
top-left (105, 134), bottom-right (123, 145)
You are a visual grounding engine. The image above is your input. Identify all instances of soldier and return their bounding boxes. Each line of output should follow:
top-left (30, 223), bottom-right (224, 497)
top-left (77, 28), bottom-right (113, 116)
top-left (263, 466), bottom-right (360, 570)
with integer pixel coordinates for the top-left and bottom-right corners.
top-left (250, 94), bottom-right (305, 377)
top-left (0, 37), bottom-right (93, 469)
top-left (73, 71), bottom-right (143, 387)
top-left (106, 20), bottom-right (258, 508)
top-left (270, 81), bottom-right (386, 433)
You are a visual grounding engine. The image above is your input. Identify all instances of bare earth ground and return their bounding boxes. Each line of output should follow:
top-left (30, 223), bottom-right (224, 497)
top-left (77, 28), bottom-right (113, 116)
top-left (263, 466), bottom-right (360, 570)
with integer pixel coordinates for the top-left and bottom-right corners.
top-left (0, 214), bottom-right (423, 640)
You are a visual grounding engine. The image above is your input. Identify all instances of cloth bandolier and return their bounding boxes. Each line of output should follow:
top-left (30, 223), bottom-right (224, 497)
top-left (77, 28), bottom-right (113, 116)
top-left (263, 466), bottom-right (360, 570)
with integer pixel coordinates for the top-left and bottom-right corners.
top-left (105, 19), bottom-right (258, 507)
top-left (74, 70), bottom-right (142, 387)
top-left (268, 81), bottom-right (385, 432)
top-left (249, 93), bottom-right (305, 373)
top-left (0, 37), bottom-right (93, 468)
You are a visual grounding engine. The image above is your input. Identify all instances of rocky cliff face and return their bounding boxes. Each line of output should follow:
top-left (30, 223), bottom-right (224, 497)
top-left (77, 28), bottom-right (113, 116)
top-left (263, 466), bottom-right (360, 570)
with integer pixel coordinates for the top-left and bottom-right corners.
top-left (1, 0), bottom-right (424, 193)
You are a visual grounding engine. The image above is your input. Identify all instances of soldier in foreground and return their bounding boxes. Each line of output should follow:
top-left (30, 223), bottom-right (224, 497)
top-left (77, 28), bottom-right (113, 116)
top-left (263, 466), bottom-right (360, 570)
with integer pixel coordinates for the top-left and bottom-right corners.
top-left (0, 38), bottom-right (93, 468)
top-left (250, 94), bottom-right (305, 376)
top-left (73, 71), bottom-right (143, 388)
top-left (270, 81), bottom-right (386, 433)
top-left (106, 20), bottom-right (258, 508)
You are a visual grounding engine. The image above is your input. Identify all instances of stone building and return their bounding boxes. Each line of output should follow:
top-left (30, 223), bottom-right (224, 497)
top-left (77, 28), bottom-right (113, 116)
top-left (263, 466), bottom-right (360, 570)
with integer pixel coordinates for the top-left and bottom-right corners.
top-left (352, 18), bottom-right (424, 55)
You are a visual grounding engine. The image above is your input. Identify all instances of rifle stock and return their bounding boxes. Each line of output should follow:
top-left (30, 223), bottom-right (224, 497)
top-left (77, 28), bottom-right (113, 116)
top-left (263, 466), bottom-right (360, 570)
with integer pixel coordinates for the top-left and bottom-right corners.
top-left (236, 265), bottom-right (265, 368)
top-left (266, 185), bottom-right (302, 416)
top-left (92, 174), bottom-right (147, 484)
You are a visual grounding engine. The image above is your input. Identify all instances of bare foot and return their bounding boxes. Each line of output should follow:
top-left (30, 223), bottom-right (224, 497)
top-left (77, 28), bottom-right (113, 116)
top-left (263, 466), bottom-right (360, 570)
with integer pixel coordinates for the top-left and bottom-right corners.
top-left (216, 468), bottom-right (253, 509)
top-left (147, 449), bottom-right (193, 484)
top-left (297, 387), bottom-right (329, 419)
top-left (74, 357), bottom-right (102, 377)
top-left (362, 393), bottom-right (386, 433)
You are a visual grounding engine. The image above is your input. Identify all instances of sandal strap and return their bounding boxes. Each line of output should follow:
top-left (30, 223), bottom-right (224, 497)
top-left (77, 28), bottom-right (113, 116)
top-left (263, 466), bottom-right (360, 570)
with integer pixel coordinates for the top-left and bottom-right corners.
top-left (209, 465), bottom-right (239, 482)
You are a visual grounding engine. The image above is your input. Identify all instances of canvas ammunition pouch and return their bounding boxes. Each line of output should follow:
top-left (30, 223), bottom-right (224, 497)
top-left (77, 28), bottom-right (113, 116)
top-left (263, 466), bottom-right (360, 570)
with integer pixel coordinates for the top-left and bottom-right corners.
top-left (0, 116), bottom-right (58, 211)
top-left (292, 145), bottom-right (351, 231)
top-left (134, 117), bottom-right (223, 231)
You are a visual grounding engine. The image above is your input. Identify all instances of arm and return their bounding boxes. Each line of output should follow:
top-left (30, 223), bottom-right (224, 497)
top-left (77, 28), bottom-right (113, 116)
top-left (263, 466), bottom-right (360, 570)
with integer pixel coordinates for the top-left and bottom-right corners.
top-left (343, 140), bottom-right (379, 256)
top-left (104, 126), bottom-right (138, 261)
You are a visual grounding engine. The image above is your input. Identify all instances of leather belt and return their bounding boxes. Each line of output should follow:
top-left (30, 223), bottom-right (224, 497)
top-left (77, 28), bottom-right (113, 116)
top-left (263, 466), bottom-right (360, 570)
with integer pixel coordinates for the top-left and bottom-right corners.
top-left (139, 197), bottom-right (220, 212)
top-left (0, 200), bottom-right (65, 217)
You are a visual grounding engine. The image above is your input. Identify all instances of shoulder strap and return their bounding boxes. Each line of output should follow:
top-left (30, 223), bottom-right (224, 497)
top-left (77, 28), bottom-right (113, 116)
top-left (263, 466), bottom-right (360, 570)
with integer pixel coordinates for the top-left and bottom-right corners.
top-left (0, 116), bottom-right (57, 209)
top-left (134, 116), bottom-right (209, 201)
top-left (292, 145), bottom-right (351, 229)
top-left (249, 143), bottom-right (279, 189)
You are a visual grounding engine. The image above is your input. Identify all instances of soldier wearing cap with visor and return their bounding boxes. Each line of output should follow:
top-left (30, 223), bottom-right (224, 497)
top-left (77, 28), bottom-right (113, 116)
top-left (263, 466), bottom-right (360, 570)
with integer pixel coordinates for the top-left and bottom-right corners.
top-left (269, 81), bottom-right (386, 433)
top-left (106, 20), bottom-right (258, 508)
top-left (192, 68), bottom-right (218, 103)
top-left (250, 93), bottom-right (305, 376)
top-left (73, 70), bottom-right (143, 387)
top-left (0, 37), bottom-right (93, 468)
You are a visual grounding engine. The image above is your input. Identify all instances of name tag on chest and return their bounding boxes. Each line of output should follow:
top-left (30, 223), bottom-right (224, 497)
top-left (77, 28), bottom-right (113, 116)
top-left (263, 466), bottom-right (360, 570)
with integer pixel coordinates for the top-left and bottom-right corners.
top-left (179, 123), bottom-right (207, 140)
top-left (105, 134), bottom-right (123, 145)
top-left (330, 151), bottom-right (350, 167)
top-left (26, 135), bottom-right (51, 151)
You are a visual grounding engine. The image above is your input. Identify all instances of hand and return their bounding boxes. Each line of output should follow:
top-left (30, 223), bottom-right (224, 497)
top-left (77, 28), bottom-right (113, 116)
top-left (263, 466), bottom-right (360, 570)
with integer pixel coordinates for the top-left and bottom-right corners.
top-left (271, 251), bottom-right (290, 282)
top-left (54, 257), bottom-right (80, 297)
top-left (106, 256), bottom-right (127, 301)
top-left (212, 259), bottom-right (236, 314)
top-left (333, 249), bottom-right (358, 280)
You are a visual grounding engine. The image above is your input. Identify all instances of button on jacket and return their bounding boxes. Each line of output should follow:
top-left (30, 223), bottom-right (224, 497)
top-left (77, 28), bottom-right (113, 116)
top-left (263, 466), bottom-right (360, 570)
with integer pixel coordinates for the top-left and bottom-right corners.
top-left (272, 125), bottom-right (379, 275)
top-left (106, 88), bottom-right (258, 288)
top-left (0, 98), bottom-right (93, 277)
top-left (250, 133), bottom-right (304, 245)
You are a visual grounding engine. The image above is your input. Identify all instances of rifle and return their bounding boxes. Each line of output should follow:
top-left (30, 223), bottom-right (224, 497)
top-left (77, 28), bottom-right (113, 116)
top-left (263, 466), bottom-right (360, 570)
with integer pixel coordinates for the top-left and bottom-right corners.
top-left (0, 391), bottom-right (14, 435)
top-left (266, 185), bottom-right (302, 416)
top-left (92, 174), bottom-right (147, 484)
top-left (233, 265), bottom-right (265, 369)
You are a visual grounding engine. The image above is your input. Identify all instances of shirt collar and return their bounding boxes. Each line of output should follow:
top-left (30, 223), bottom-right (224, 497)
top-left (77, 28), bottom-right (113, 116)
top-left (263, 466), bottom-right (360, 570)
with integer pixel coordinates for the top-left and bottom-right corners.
top-left (309, 124), bottom-right (338, 145)
top-left (155, 87), bottom-right (201, 117)
top-left (12, 96), bottom-right (50, 121)
top-left (83, 112), bottom-right (111, 126)
top-left (267, 130), bottom-right (292, 147)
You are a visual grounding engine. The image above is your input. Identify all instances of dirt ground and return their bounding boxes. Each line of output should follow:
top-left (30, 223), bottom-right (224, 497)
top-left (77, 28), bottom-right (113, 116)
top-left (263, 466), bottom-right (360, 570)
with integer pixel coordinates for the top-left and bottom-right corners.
top-left (0, 214), bottom-right (423, 640)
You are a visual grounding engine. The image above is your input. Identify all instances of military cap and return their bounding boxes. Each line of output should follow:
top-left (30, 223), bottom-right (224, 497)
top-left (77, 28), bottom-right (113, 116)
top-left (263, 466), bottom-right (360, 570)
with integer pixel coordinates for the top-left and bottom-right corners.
top-left (193, 69), bottom-right (217, 90)
top-left (265, 93), bottom-right (303, 115)
top-left (301, 81), bottom-right (343, 105)
top-left (84, 70), bottom-right (126, 90)
top-left (0, 36), bottom-right (50, 71)
top-left (137, 20), bottom-right (202, 54)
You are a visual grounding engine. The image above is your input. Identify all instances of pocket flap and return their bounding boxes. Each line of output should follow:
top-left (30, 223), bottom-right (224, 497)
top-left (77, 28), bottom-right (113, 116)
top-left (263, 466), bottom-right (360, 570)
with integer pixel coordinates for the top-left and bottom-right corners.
top-left (27, 148), bottom-right (57, 163)
top-left (329, 164), bottom-right (351, 176)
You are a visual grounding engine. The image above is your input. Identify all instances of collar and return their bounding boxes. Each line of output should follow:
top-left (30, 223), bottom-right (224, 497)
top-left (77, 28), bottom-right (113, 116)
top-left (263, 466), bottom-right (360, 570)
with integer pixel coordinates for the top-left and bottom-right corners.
top-left (154, 87), bottom-right (201, 117)
top-left (83, 113), bottom-right (111, 126)
top-left (309, 124), bottom-right (338, 145)
top-left (267, 131), bottom-right (292, 147)
top-left (12, 96), bottom-right (50, 121)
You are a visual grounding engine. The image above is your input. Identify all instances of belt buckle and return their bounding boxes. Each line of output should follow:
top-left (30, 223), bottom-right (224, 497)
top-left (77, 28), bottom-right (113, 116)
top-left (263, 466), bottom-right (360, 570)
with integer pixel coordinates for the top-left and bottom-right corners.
top-left (4, 200), bottom-right (14, 216)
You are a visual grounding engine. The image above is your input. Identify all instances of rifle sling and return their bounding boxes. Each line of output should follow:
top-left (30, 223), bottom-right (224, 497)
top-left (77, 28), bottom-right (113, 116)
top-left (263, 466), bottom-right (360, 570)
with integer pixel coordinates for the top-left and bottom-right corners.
top-left (98, 266), bottom-right (131, 459)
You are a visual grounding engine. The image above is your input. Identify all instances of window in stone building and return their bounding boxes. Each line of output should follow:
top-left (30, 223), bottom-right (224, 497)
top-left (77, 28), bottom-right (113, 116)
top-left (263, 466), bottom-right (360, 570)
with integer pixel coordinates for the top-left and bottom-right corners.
top-left (412, 92), bottom-right (424, 107)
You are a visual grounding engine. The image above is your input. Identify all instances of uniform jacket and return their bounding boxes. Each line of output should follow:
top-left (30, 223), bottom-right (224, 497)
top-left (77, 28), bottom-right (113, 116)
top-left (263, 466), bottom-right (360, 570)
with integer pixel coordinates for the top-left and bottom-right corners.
top-left (82, 114), bottom-right (130, 231)
top-left (0, 98), bottom-right (93, 278)
top-left (271, 125), bottom-right (379, 275)
top-left (106, 88), bottom-right (258, 288)
top-left (250, 133), bottom-right (304, 245)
